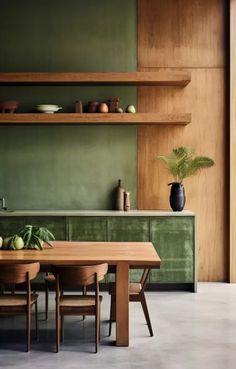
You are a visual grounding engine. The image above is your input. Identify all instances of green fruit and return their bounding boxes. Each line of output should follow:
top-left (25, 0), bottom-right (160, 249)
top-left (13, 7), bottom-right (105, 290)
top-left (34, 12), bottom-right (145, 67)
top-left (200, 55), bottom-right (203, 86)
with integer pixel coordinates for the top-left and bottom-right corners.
top-left (3, 236), bottom-right (11, 249)
top-left (126, 105), bottom-right (136, 113)
top-left (115, 107), bottom-right (123, 113)
top-left (14, 236), bottom-right (24, 250)
top-left (2, 235), bottom-right (24, 250)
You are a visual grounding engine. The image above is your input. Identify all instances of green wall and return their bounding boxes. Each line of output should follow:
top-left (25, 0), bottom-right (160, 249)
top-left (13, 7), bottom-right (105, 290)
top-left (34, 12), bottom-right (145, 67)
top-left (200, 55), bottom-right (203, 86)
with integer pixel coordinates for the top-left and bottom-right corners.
top-left (0, 0), bottom-right (137, 210)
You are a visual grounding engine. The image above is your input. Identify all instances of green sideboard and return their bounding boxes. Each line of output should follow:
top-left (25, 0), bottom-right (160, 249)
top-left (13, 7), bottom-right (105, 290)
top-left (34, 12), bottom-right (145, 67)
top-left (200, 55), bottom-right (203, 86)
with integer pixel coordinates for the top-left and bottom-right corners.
top-left (0, 210), bottom-right (197, 292)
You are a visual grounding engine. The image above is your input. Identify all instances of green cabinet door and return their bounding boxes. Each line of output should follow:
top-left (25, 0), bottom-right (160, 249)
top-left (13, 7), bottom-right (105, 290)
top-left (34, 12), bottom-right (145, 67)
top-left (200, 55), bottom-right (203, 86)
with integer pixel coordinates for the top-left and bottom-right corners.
top-left (0, 216), bottom-right (26, 238)
top-left (150, 217), bottom-right (194, 283)
top-left (68, 216), bottom-right (107, 241)
top-left (25, 217), bottom-right (66, 240)
top-left (68, 216), bottom-right (107, 282)
top-left (107, 217), bottom-right (149, 282)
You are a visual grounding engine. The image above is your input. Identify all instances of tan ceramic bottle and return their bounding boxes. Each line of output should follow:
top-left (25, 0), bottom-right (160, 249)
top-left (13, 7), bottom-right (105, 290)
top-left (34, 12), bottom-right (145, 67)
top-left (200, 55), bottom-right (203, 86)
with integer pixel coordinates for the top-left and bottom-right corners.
top-left (124, 191), bottom-right (130, 211)
top-left (115, 179), bottom-right (125, 210)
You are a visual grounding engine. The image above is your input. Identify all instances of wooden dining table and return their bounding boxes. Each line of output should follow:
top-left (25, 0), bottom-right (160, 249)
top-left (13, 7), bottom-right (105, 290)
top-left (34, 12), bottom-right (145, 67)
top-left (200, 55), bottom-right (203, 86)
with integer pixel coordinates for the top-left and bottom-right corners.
top-left (0, 241), bottom-right (161, 346)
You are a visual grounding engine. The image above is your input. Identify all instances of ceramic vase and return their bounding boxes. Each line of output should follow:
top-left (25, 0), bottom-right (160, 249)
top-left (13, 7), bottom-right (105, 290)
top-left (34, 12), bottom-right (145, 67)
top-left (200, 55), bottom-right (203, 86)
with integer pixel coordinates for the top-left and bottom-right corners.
top-left (169, 182), bottom-right (186, 212)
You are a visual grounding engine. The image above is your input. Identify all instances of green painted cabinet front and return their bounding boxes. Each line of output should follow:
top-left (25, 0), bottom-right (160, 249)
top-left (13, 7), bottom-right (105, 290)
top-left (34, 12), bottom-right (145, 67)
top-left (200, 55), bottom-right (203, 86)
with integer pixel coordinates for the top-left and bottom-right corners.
top-left (0, 216), bottom-right (25, 237)
top-left (25, 216), bottom-right (66, 240)
top-left (68, 216), bottom-right (107, 241)
top-left (107, 217), bottom-right (149, 282)
top-left (107, 217), bottom-right (149, 242)
top-left (150, 217), bottom-right (194, 283)
top-left (68, 216), bottom-right (107, 282)
top-left (0, 214), bottom-right (196, 290)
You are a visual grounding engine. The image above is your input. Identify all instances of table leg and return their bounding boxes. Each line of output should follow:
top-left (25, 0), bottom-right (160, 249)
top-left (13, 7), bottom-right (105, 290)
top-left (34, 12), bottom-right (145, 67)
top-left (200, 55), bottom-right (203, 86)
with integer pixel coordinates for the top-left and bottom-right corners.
top-left (116, 262), bottom-right (129, 346)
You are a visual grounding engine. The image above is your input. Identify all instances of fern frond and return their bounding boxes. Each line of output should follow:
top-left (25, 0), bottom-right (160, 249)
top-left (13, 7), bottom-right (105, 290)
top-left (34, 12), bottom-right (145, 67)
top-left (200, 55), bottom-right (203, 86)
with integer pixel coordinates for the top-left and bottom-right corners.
top-left (156, 147), bottom-right (214, 182)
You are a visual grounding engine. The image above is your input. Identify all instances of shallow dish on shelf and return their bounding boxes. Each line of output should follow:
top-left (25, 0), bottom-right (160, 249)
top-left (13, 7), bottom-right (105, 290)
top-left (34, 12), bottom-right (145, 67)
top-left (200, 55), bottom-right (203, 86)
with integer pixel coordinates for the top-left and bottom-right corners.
top-left (36, 104), bottom-right (62, 114)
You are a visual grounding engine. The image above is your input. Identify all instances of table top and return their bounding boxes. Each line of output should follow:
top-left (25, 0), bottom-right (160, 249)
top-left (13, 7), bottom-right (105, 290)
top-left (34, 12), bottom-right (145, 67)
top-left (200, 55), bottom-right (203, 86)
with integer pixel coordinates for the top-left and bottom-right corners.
top-left (0, 241), bottom-right (161, 267)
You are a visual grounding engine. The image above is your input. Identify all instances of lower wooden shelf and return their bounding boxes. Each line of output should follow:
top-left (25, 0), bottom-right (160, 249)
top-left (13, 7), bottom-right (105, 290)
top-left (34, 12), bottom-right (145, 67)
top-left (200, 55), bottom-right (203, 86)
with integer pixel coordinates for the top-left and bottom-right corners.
top-left (0, 113), bottom-right (191, 125)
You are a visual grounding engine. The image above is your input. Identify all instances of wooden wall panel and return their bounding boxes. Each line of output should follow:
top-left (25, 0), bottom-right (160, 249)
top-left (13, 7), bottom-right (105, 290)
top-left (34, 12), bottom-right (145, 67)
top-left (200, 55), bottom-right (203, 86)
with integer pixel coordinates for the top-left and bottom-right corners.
top-left (230, 0), bottom-right (236, 282)
top-left (138, 0), bottom-right (226, 68)
top-left (138, 0), bottom-right (227, 281)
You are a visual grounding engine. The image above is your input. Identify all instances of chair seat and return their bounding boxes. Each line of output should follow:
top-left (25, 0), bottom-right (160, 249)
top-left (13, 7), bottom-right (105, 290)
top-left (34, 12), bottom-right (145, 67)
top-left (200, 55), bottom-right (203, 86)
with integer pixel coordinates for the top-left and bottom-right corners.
top-left (44, 274), bottom-right (56, 282)
top-left (109, 282), bottom-right (142, 295)
top-left (59, 295), bottom-right (102, 307)
top-left (0, 293), bottom-right (38, 306)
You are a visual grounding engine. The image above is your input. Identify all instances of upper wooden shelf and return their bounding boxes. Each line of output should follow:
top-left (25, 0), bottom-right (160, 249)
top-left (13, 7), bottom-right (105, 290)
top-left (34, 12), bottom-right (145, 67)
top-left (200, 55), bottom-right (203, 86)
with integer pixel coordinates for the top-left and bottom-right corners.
top-left (0, 113), bottom-right (191, 125)
top-left (0, 71), bottom-right (191, 86)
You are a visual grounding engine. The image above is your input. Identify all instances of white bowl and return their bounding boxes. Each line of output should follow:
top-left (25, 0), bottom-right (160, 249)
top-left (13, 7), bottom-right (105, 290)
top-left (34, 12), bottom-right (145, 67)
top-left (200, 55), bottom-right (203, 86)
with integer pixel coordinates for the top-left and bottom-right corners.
top-left (36, 104), bottom-right (62, 113)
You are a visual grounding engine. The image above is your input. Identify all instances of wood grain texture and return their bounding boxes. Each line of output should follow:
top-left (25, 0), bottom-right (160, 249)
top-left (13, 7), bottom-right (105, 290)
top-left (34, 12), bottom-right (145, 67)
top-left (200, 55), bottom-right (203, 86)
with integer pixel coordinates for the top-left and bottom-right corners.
top-left (0, 113), bottom-right (191, 125)
top-left (0, 241), bottom-right (160, 347)
top-left (137, 69), bottom-right (227, 282)
top-left (0, 71), bottom-right (191, 86)
top-left (230, 0), bottom-right (236, 282)
top-left (138, 0), bottom-right (227, 282)
top-left (116, 262), bottom-right (129, 346)
top-left (0, 241), bottom-right (161, 267)
top-left (138, 0), bottom-right (226, 68)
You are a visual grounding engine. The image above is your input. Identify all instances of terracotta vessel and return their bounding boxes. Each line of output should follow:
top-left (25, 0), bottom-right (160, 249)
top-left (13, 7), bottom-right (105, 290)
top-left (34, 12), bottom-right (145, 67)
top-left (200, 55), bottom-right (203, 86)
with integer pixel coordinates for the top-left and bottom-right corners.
top-left (0, 100), bottom-right (18, 113)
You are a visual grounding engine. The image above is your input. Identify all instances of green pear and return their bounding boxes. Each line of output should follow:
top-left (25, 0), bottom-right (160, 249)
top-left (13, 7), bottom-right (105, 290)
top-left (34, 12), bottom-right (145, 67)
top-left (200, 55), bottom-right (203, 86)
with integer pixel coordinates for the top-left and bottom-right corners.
top-left (126, 105), bottom-right (136, 113)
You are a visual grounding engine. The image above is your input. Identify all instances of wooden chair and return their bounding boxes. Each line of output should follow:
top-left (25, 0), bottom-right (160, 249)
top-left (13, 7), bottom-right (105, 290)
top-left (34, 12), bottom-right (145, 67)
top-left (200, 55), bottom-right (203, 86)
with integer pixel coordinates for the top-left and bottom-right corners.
top-left (44, 272), bottom-right (56, 320)
top-left (108, 268), bottom-right (153, 337)
top-left (44, 273), bottom-right (87, 321)
top-left (0, 262), bottom-right (40, 351)
top-left (52, 263), bottom-right (108, 353)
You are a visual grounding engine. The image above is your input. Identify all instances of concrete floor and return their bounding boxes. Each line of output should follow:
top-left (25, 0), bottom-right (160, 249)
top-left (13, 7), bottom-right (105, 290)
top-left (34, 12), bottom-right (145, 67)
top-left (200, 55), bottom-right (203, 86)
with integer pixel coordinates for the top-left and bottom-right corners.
top-left (0, 283), bottom-right (236, 369)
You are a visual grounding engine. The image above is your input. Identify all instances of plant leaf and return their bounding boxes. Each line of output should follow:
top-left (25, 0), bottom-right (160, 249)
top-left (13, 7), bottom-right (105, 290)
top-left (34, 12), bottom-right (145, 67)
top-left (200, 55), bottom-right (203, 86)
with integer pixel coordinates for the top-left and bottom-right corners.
top-left (18, 225), bottom-right (55, 250)
top-left (156, 147), bottom-right (214, 182)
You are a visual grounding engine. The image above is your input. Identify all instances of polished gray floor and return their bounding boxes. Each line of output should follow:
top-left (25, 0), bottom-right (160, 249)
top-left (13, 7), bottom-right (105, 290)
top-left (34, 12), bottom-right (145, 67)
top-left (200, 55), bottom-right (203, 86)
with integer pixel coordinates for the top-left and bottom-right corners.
top-left (0, 283), bottom-right (236, 369)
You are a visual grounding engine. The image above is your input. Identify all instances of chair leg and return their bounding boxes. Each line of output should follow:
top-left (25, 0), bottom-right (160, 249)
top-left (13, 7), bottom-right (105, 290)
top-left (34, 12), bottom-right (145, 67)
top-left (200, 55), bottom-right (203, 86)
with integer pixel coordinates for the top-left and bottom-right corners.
top-left (140, 294), bottom-right (153, 337)
top-left (61, 315), bottom-right (64, 342)
top-left (27, 307), bottom-right (31, 352)
top-left (82, 286), bottom-right (86, 320)
top-left (35, 300), bottom-right (39, 341)
top-left (99, 306), bottom-right (101, 342)
top-left (45, 280), bottom-right (49, 320)
top-left (95, 307), bottom-right (99, 353)
top-left (56, 307), bottom-right (60, 352)
top-left (108, 295), bottom-right (115, 336)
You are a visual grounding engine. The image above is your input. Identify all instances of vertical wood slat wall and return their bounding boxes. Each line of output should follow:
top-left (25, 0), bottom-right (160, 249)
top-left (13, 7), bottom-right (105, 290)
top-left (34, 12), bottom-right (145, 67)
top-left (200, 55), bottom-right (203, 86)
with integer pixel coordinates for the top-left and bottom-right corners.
top-left (137, 0), bottom-right (227, 281)
top-left (230, 0), bottom-right (236, 282)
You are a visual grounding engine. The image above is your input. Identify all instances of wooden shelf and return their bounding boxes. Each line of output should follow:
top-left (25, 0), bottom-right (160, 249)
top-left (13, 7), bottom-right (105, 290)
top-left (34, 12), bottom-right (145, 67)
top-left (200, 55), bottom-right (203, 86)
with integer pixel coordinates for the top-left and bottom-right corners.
top-left (0, 71), bottom-right (191, 86)
top-left (0, 113), bottom-right (191, 125)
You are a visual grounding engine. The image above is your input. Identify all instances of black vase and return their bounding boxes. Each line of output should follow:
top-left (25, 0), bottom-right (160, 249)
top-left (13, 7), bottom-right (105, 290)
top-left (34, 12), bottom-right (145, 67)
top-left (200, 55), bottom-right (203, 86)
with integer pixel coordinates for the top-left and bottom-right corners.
top-left (169, 182), bottom-right (186, 212)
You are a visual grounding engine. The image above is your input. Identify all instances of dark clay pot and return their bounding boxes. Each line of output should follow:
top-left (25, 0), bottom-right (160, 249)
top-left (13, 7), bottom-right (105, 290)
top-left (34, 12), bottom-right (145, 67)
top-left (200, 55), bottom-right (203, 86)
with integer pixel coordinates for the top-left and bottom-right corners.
top-left (169, 182), bottom-right (186, 212)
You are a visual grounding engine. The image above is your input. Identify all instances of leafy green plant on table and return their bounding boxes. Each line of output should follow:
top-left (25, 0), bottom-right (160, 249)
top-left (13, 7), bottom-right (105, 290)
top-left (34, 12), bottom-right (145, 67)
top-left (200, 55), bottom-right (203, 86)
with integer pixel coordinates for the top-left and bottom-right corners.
top-left (0, 225), bottom-right (55, 251)
top-left (156, 146), bottom-right (214, 183)
top-left (19, 225), bottom-right (55, 250)
top-left (2, 234), bottom-right (24, 250)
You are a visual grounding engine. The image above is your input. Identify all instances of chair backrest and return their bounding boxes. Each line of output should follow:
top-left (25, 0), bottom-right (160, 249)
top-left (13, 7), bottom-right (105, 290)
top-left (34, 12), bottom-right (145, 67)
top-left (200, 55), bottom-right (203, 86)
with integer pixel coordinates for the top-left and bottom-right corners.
top-left (0, 262), bottom-right (40, 284)
top-left (140, 268), bottom-right (151, 294)
top-left (52, 263), bottom-right (108, 287)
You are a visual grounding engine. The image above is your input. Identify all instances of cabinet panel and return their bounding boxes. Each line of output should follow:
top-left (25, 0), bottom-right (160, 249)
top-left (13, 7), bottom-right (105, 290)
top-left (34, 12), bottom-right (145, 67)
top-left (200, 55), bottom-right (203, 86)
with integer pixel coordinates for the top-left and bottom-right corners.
top-left (68, 217), bottom-right (107, 241)
top-left (108, 217), bottom-right (149, 282)
top-left (25, 216), bottom-right (66, 240)
top-left (150, 217), bottom-right (194, 283)
top-left (0, 216), bottom-right (26, 237)
top-left (68, 216), bottom-right (107, 282)
top-left (108, 217), bottom-right (149, 241)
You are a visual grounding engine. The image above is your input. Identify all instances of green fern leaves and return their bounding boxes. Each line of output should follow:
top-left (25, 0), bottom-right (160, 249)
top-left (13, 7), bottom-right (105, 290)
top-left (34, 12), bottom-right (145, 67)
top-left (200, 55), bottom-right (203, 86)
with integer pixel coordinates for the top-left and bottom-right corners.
top-left (157, 146), bottom-right (214, 183)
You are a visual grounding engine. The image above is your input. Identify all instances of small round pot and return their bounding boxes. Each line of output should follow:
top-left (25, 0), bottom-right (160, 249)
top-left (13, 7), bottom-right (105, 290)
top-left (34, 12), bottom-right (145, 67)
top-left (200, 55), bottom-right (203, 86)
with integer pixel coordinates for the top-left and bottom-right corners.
top-left (98, 103), bottom-right (109, 113)
top-left (169, 182), bottom-right (186, 212)
top-left (88, 101), bottom-right (99, 113)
